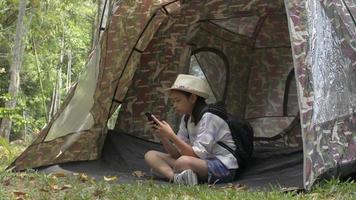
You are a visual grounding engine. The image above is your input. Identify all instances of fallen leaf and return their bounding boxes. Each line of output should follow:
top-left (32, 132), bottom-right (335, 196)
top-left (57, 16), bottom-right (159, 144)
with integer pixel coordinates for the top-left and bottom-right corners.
top-left (18, 173), bottom-right (26, 179)
top-left (79, 173), bottom-right (89, 182)
top-left (61, 184), bottom-right (72, 190)
top-left (280, 187), bottom-right (301, 192)
top-left (234, 184), bottom-right (248, 191)
top-left (2, 179), bottom-right (11, 186)
top-left (309, 193), bottom-right (320, 197)
top-left (13, 191), bottom-right (26, 197)
top-left (50, 184), bottom-right (60, 190)
top-left (104, 176), bottom-right (118, 182)
top-left (221, 183), bottom-right (234, 189)
top-left (132, 171), bottom-right (146, 178)
top-left (53, 172), bottom-right (67, 178)
top-left (0, 68), bottom-right (6, 73)
top-left (220, 183), bottom-right (247, 191)
top-left (93, 189), bottom-right (104, 197)
top-left (39, 188), bottom-right (49, 192)
top-left (73, 173), bottom-right (79, 176)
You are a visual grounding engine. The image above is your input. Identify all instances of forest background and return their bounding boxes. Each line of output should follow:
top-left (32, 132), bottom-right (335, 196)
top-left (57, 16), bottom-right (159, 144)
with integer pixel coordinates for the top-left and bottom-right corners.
top-left (0, 0), bottom-right (111, 143)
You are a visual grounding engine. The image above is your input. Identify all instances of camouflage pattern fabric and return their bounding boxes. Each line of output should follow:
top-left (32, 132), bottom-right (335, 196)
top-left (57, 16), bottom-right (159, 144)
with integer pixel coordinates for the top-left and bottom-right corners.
top-left (245, 48), bottom-right (294, 118)
top-left (116, 1), bottom-right (299, 142)
top-left (8, 130), bottom-right (101, 171)
top-left (187, 21), bottom-right (254, 117)
top-left (9, 0), bottom-right (177, 171)
top-left (194, 51), bottom-right (227, 101)
top-left (285, 0), bottom-right (356, 190)
top-left (255, 11), bottom-right (291, 48)
top-left (10, 0), bottom-right (355, 191)
top-left (210, 16), bottom-right (260, 37)
top-left (248, 117), bottom-right (295, 138)
top-left (254, 114), bottom-right (302, 148)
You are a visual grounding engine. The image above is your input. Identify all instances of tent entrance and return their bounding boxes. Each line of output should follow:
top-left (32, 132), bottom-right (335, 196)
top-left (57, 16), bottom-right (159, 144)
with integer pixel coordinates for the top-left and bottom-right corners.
top-left (184, 10), bottom-right (302, 148)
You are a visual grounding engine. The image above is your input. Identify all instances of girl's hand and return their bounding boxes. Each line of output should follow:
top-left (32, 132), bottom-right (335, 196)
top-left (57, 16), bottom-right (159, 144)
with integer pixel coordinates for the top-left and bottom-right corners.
top-left (152, 115), bottom-right (175, 139)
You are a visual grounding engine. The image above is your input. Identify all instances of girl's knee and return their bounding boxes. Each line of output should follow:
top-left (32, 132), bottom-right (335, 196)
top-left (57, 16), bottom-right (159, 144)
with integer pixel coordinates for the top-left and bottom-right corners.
top-left (144, 150), bottom-right (159, 161)
top-left (174, 156), bottom-right (194, 170)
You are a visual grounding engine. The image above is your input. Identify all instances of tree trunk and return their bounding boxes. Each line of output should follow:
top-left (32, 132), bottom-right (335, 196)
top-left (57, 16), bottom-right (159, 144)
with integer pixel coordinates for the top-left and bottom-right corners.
top-left (0, 0), bottom-right (27, 141)
top-left (32, 37), bottom-right (48, 123)
top-left (66, 49), bottom-right (72, 93)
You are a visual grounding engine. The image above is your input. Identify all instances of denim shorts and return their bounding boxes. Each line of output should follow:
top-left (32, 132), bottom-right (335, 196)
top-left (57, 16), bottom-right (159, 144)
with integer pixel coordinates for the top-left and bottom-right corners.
top-left (206, 158), bottom-right (237, 184)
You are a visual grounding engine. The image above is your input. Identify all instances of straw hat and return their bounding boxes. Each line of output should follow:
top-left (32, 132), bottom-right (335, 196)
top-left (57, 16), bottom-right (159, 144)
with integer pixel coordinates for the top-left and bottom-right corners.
top-left (167, 74), bottom-right (210, 99)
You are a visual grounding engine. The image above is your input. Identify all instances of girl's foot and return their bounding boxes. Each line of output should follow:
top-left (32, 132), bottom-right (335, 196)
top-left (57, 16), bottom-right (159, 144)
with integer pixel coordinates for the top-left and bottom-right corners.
top-left (173, 169), bottom-right (198, 186)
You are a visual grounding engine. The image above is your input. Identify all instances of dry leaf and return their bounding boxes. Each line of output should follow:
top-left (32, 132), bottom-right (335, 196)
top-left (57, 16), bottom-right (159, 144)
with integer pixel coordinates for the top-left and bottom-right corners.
top-left (40, 188), bottom-right (49, 192)
top-left (13, 191), bottom-right (26, 197)
top-left (79, 173), bottom-right (89, 182)
top-left (280, 187), bottom-right (300, 192)
top-left (234, 184), bottom-right (248, 191)
top-left (18, 173), bottom-right (26, 179)
top-left (61, 184), bottom-right (72, 190)
top-left (132, 171), bottom-right (146, 178)
top-left (53, 172), bottom-right (67, 178)
top-left (0, 68), bottom-right (6, 74)
top-left (50, 184), bottom-right (60, 190)
top-left (93, 189), bottom-right (104, 197)
top-left (221, 183), bottom-right (247, 191)
top-left (104, 176), bottom-right (118, 182)
top-left (2, 179), bottom-right (11, 186)
top-left (73, 173), bottom-right (79, 176)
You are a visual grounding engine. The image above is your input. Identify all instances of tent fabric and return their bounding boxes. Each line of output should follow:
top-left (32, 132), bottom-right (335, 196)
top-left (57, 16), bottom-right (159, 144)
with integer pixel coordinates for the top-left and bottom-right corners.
top-left (45, 47), bottom-right (100, 142)
top-left (39, 131), bottom-right (303, 190)
top-left (285, 0), bottom-right (356, 189)
top-left (8, 0), bottom-right (173, 171)
top-left (8, 0), bottom-right (356, 191)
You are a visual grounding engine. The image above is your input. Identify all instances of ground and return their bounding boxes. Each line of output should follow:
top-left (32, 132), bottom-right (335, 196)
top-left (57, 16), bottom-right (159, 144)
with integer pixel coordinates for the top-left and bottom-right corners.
top-left (0, 141), bottom-right (355, 199)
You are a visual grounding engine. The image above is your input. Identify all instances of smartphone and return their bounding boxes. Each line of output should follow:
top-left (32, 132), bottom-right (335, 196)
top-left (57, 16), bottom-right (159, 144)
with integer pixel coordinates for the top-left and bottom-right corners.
top-left (145, 112), bottom-right (153, 121)
top-left (145, 112), bottom-right (157, 124)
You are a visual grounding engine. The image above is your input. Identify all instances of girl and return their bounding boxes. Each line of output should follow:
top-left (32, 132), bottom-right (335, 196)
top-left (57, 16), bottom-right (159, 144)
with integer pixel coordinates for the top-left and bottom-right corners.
top-left (144, 74), bottom-right (237, 185)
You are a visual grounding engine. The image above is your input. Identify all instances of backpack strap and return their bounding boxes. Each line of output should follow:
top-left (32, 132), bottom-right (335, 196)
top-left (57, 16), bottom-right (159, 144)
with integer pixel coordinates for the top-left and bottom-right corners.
top-left (183, 104), bottom-right (239, 161)
top-left (184, 114), bottom-right (190, 129)
top-left (184, 114), bottom-right (190, 140)
top-left (217, 141), bottom-right (237, 158)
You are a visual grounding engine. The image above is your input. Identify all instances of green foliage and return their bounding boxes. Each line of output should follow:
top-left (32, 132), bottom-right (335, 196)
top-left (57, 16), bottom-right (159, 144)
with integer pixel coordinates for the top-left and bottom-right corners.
top-left (0, 0), bottom-right (96, 140)
top-left (0, 136), bottom-right (27, 169)
top-left (0, 137), bottom-right (12, 160)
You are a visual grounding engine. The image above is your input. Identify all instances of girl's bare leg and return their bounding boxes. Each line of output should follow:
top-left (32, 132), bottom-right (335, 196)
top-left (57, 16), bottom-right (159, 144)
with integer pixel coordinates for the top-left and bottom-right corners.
top-left (174, 156), bottom-right (208, 181)
top-left (144, 150), bottom-right (176, 180)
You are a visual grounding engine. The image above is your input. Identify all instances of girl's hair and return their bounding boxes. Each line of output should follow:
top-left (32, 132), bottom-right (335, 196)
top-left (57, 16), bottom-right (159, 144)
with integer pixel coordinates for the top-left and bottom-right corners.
top-left (178, 90), bottom-right (207, 124)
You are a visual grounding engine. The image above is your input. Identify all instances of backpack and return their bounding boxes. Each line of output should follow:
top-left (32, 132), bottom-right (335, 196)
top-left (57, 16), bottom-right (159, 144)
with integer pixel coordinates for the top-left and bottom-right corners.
top-left (184, 103), bottom-right (254, 169)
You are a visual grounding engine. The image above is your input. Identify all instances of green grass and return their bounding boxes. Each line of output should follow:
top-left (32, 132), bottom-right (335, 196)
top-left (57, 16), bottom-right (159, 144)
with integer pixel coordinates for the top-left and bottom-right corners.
top-left (0, 171), bottom-right (355, 200)
top-left (0, 141), bottom-right (355, 199)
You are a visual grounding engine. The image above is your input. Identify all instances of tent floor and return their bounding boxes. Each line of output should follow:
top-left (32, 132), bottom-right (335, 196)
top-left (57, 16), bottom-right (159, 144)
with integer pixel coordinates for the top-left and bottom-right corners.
top-left (39, 130), bottom-right (303, 190)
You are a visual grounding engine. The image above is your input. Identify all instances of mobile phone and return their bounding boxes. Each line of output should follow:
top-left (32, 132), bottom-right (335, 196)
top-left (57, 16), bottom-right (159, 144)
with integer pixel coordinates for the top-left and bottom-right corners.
top-left (145, 112), bottom-right (158, 127)
top-left (145, 112), bottom-right (154, 122)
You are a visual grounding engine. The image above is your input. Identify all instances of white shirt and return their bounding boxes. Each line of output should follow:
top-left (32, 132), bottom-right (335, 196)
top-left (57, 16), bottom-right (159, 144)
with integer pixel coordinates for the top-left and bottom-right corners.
top-left (177, 112), bottom-right (238, 169)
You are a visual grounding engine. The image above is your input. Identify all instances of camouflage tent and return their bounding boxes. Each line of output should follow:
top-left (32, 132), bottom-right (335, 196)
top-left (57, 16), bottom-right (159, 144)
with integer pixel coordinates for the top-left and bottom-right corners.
top-left (8, 0), bottom-right (355, 190)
